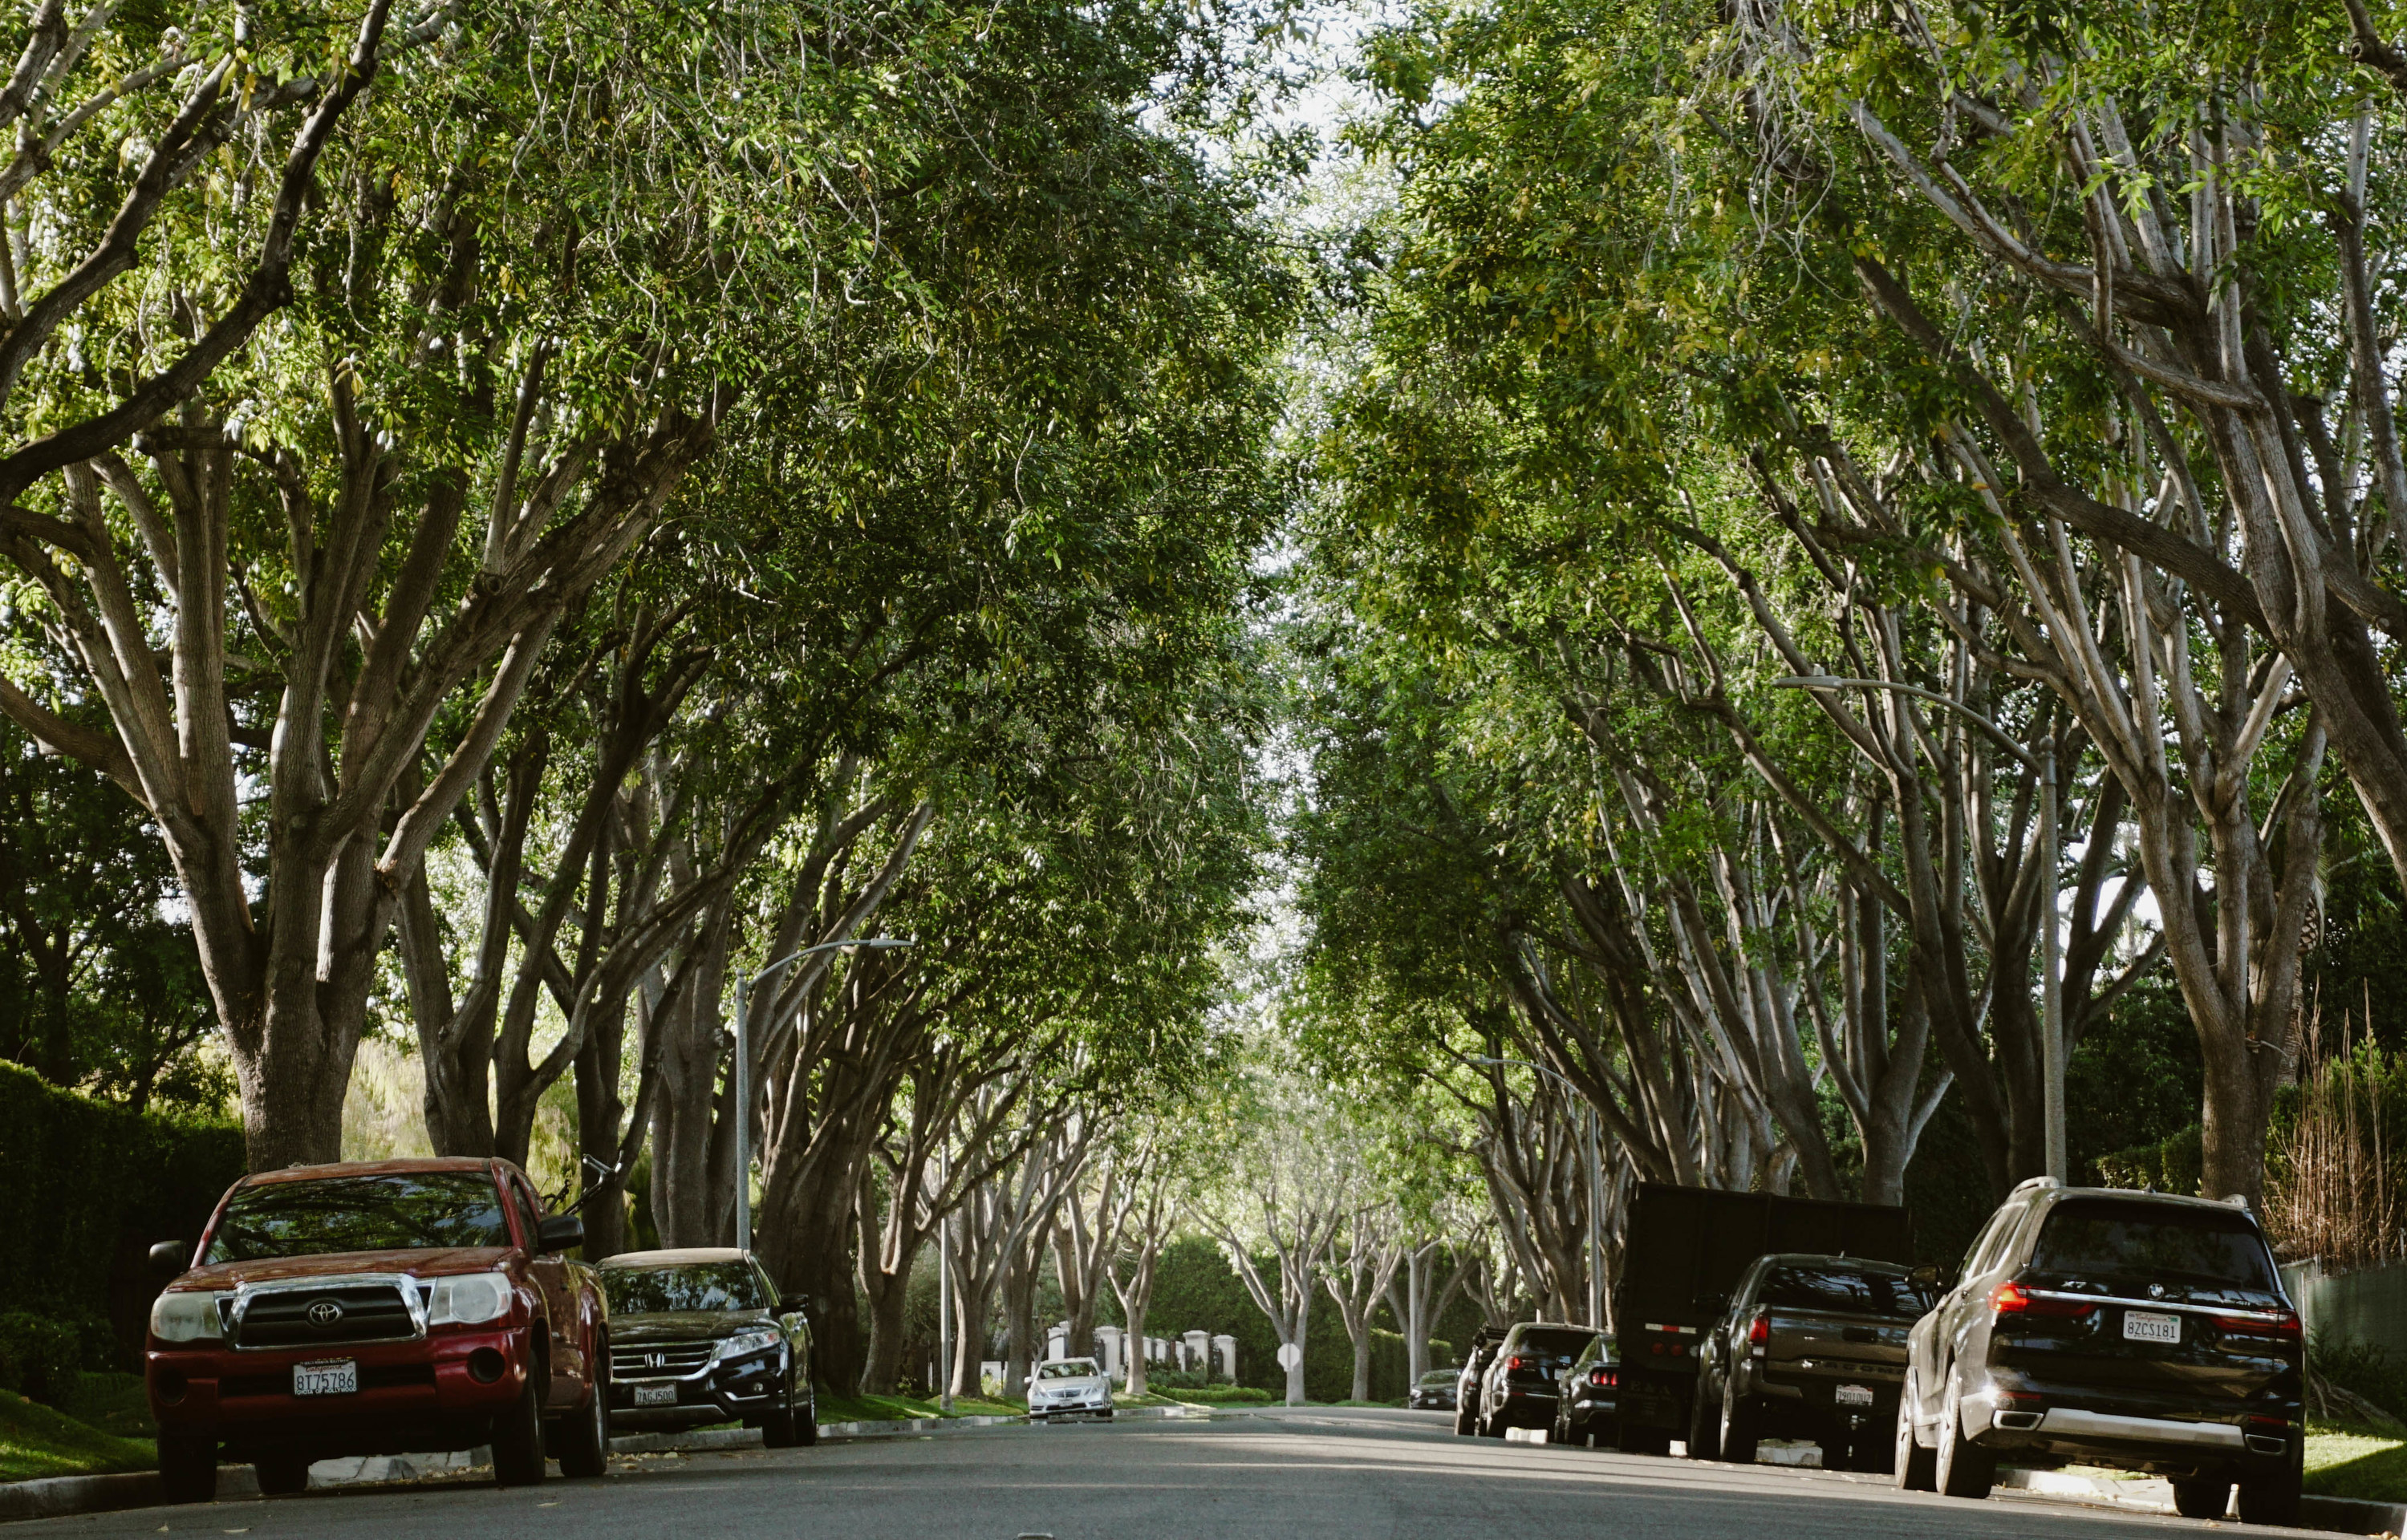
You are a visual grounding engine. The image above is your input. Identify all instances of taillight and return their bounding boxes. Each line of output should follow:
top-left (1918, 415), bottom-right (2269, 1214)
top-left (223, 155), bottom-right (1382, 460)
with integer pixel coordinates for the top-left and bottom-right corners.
top-left (1990, 1281), bottom-right (2096, 1319)
top-left (1589, 1366), bottom-right (1617, 1388)
top-left (1506, 1355), bottom-right (1532, 1371)
top-left (1747, 1312), bottom-right (1769, 1346)
top-left (2217, 1312), bottom-right (2301, 1344)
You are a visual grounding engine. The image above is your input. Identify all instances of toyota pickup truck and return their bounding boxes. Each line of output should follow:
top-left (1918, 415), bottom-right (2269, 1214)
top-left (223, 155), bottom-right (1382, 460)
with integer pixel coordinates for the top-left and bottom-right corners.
top-left (1689, 1253), bottom-right (1933, 1471)
top-left (144, 1157), bottom-right (611, 1501)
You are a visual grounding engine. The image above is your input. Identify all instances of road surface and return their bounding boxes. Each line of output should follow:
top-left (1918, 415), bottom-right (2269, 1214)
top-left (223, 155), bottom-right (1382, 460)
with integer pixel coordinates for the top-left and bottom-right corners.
top-left (12, 1406), bottom-right (2335, 1538)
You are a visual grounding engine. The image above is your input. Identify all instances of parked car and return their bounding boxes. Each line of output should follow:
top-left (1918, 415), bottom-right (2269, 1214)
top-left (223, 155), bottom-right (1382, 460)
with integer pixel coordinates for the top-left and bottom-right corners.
top-left (1455, 1330), bottom-right (1505, 1435)
top-left (1409, 1369), bottom-right (1459, 1411)
top-left (1896, 1177), bottom-right (2303, 1526)
top-left (1613, 1181), bottom-right (1911, 1455)
top-left (1475, 1322), bottom-right (1599, 1437)
top-left (1027, 1356), bottom-right (1114, 1420)
top-left (144, 1157), bottom-right (611, 1502)
top-left (595, 1248), bottom-right (815, 1447)
top-left (1687, 1254), bottom-right (1931, 1472)
top-left (1549, 1336), bottom-right (1618, 1447)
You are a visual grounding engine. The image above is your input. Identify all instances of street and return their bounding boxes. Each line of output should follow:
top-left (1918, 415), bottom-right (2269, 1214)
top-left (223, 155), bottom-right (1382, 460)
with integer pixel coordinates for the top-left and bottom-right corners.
top-left (6, 1408), bottom-right (2336, 1540)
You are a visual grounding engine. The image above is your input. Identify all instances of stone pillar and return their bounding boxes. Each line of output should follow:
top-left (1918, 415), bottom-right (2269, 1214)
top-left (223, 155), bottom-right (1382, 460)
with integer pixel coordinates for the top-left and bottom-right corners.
top-left (1046, 1320), bottom-right (1070, 1362)
top-left (1182, 1329), bottom-right (1210, 1375)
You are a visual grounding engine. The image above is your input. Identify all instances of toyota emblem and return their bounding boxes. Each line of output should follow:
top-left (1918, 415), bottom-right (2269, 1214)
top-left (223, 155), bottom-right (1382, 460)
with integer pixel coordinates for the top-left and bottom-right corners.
top-left (306, 1299), bottom-right (345, 1328)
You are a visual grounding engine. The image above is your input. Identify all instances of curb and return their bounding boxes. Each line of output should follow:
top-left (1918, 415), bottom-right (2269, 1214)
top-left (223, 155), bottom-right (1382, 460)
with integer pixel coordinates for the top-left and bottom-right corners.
top-left (0, 1467), bottom-right (258, 1524)
top-left (2002, 1467), bottom-right (2407, 1535)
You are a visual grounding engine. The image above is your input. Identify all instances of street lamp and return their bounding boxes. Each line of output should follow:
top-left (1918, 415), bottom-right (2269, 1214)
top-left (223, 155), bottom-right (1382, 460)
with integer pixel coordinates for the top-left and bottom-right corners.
top-left (1772, 675), bottom-right (2065, 1181)
top-left (731, 935), bottom-right (915, 1250)
top-left (1471, 1056), bottom-right (1604, 1328)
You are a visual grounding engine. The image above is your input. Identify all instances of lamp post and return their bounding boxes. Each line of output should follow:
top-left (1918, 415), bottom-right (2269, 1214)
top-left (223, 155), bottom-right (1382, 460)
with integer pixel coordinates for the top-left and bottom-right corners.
top-left (1772, 675), bottom-right (2064, 1180)
top-left (1472, 1056), bottom-right (1604, 1327)
top-left (939, 1145), bottom-right (953, 1415)
top-left (731, 936), bottom-right (915, 1250)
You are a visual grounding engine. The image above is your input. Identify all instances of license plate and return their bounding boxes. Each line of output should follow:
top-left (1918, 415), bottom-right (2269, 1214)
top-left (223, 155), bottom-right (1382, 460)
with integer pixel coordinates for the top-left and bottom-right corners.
top-left (635, 1384), bottom-right (678, 1407)
top-left (1835, 1384), bottom-right (1874, 1407)
top-left (292, 1360), bottom-right (357, 1396)
top-left (2123, 1310), bottom-right (2182, 1344)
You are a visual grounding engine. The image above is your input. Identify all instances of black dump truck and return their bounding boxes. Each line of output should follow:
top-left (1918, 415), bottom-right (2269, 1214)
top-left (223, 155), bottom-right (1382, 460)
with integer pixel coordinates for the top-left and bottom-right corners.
top-left (1611, 1181), bottom-right (1913, 1454)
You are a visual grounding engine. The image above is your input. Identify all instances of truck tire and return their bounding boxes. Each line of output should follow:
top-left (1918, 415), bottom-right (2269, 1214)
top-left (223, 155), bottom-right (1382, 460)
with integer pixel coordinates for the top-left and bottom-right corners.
top-left (552, 1381), bottom-right (611, 1477)
top-left (1893, 1372), bottom-right (1935, 1491)
top-left (159, 1435), bottom-right (217, 1505)
top-left (763, 1381), bottom-right (800, 1449)
top-left (254, 1456), bottom-right (311, 1497)
top-left (1934, 1378), bottom-right (1995, 1500)
top-left (1686, 1381), bottom-right (1721, 1461)
top-left (1719, 1388), bottom-right (1758, 1465)
top-left (493, 1380), bottom-right (547, 1487)
top-left (1618, 1424), bottom-right (1672, 1457)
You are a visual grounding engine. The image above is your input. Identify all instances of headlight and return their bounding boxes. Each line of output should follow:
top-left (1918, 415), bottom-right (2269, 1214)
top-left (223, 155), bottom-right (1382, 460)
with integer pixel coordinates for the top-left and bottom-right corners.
top-left (427, 1272), bottom-right (513, 1327)
top-left (713, 1327), bottom-right (783, 1361)
top-left (149, 1291), bottom-right (226, 1343)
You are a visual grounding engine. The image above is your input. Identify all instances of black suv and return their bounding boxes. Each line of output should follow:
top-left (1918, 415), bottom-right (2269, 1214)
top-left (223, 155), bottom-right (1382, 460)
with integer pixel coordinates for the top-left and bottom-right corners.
top-left (1455, 1329), bottom-right (1504, 1435)
top-left (597, 1248), bottom-right (818, 1447)
top-left (1549, 1335), bottom-right (1618, 1447)
top-left (1474, 1322), bottom-right (1599, 1436)
top-left (1689, 1253), bottom-right (1930, 1472)
top-left (1896, 1179), bottom-right (2302, 1525)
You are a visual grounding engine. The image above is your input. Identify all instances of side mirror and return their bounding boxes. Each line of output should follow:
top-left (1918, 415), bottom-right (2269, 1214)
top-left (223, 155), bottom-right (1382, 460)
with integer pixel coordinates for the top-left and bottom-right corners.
top-left (535, 1214), bottom-right (585, 1254)
top-left (1908, 1264), bottom-right (1940, 1287)
top-left (1023, 1376), bottom-right (1034, 1388)
top-left (779, 1295), bottom-right (808, 1315)
top-left (148, 1240), bottom-right (188, 1276)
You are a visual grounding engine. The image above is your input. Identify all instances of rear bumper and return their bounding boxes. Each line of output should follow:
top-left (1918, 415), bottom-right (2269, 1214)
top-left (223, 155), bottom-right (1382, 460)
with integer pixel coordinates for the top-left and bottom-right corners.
top-left (147, 1325), bottom-right (531, 1461)
top-left (1960, 1370), bottom-right (2299, 1476)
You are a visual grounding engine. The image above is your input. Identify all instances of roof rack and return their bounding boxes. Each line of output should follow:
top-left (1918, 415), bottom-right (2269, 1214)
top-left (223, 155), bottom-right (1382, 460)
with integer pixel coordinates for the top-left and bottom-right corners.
top-left (2007, 1175), bottom-right (2064, 1195)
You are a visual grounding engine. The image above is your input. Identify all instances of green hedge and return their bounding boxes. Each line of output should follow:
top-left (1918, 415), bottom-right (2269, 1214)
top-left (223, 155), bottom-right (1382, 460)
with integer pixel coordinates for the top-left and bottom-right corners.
top-left (2096, 1125), bottom-right (2204, 1196)
top-left (0, 1062), bottom-right (244, 1376)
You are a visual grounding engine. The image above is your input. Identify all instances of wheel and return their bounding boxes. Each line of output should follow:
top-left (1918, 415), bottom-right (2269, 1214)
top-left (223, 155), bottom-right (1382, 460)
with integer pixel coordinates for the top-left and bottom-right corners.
top-left (1934, 1376), bottom-right (1995, 1500)
top-left (1893, 1373), bottom-right (1936, 1492)
top-left (1686, 1379), bottom-right (1721, 1461)
top-left (552, 1380), bottom-right (611, 1477)
top-left (1455, 1400), bottom-right (1475, 1437)
top-left (1816, 1434), bottom-right (1848, 1471)
top-left (1853, 1424), bottom-right (1895, 1476)
top-left (2236, 1443), bottom-right (2302, 1526)
top-left (1616, 1420), bottom-right (1670, 1456)
top-left (1480, 1403), bottom-right (1506, 1437)
top-left (762, 1379), bottom-right (799, 1449)
top-left (794, 1382), bottom-right (819, 1448)
top-left (492, 1380), bottom-right (547, 1487)
top-left (1719, 1376), bottom-right (1759, 1466)
top-left (254, 1455), bottom-right (311, 1496)
top-left (159, 1433), bottom-right (217, 1505)
top-left (2172, 1477), bottom-right (2232, 1520)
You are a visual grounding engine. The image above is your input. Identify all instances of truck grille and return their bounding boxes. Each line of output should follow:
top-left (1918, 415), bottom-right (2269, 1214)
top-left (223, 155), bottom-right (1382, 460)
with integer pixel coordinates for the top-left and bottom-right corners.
top-left (613, 1340), bottom-right (716, 1380)
top-left (233, 1283), bottom-right (419, 1349)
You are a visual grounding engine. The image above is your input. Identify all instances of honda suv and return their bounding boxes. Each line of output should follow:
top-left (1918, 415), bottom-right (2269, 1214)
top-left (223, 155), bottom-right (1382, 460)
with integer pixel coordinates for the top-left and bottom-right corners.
top-left (1895, 1178), bottom-right (2302, 1526)
top-left (596, 1249), bottom-right (815, 1446)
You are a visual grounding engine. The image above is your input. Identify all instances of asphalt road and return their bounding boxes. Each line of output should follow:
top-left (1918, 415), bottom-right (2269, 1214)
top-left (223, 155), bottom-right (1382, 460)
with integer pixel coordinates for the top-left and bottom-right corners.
top-left (13, 1407), bottom-right (2336, 1539)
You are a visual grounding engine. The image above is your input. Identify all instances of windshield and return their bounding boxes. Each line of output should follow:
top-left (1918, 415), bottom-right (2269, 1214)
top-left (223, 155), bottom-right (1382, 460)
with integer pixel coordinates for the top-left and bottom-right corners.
top-left (601, 1262), bottom-right (769, 1315)
top-left (1761, 1263), bottom-right (1933, 1321)
top-left (2031, 1202), bottom-right (2277, 1291)
top-left (1511, 1327), bottom-right (1597, 1360)
top-left (1039, 1360), bottom-right (1098, 1380)
top-left (205, 1173), bottom-right (509, 1262)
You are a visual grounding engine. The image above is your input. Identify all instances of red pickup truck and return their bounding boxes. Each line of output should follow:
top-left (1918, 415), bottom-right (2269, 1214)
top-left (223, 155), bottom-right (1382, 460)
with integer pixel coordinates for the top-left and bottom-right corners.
top-left (144, 1157), bottom-right (611, 1501)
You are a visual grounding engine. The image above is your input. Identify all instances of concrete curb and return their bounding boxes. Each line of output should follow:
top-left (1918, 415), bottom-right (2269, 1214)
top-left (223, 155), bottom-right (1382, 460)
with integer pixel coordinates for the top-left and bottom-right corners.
top-left (0, 1466), bottom-right (258, 1523)
top-left (2003, 1466), bottom-right (2407, 1535)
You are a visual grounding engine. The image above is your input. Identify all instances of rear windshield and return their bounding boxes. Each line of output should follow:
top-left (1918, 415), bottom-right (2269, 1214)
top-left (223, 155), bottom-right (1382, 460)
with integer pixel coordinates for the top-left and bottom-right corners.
top-left (2030, 1201), bottom-right (2276, 1291)
top-left (600, 1262), bottom-right (769, 1314)
top-left (1761, 1263), bottom-right (1933, 1320)
top-left (205, 1173), bottom-right (509, 1262)
top-left (1512, 1327), bottom-right (1597, 1360)
top-left (1419, 1371), bottom-right (1455, 1386)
